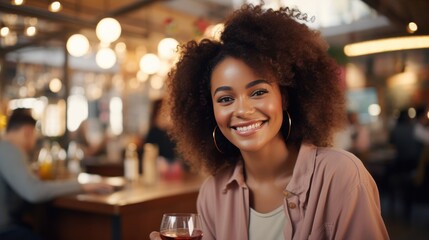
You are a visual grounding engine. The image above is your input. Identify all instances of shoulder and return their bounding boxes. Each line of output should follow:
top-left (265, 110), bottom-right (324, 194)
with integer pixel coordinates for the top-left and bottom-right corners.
top-left (0, 141), bottom-right (22, 159)
top-left (314, 147), bottom-right (371, 186)
top-left (199, 165), bottom-right (236, 195)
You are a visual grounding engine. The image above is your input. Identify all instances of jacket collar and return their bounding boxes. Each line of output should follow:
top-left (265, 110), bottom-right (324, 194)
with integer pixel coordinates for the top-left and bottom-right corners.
top-left (223, 160), bottom-right (247, 192)
top-left (222, 143), bottom-right (318, 203)
top-left (285, 143), bottom-right (317, 204)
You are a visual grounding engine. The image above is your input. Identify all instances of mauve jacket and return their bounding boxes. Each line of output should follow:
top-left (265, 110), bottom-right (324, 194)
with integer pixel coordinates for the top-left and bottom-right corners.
top-left (197, 143), bottom-right (389, 240)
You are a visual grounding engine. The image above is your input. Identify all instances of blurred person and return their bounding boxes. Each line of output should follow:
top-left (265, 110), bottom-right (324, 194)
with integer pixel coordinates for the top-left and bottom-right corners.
top-left (414, 106), bottom-right (429, 144)
top-left (334, 111), bottom-right (370, 160)
top-left (150, 4), bottom-right (388, 240)
top-left (387, 106), bottom-right (429, 218)
top-left (144, 98), bottom-right (176, 163)
top-left (389, 108), bottom-right (422, 175)
top-left (414, 106), bottom-right (429, 185)
top-left (347, 112), bottom-right (370, 159)
top-left (387, 108), bottom-right (421, 216)
top-left (71, 118), bottom-right (107, 157)
top-left (144, 98), bottom-right (184, 179)
top-left (0, 109), bottom-right (113, 240)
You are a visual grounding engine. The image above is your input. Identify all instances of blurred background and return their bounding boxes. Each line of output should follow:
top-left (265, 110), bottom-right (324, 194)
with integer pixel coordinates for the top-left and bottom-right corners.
top-left (0, 0), bottom-right (428, 239)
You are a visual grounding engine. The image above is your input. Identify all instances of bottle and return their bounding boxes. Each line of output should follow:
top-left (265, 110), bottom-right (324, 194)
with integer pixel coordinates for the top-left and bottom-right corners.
top-left (51, 141), bottom-right (67, 179)
top-left (143, 143), bottom-right (159, 186)
top-left (67, 141), bottom-right (83, 176)
top-left (38, 140), bottom-right (53, 180)
top-left (124, 143), bottom-right (139, 182)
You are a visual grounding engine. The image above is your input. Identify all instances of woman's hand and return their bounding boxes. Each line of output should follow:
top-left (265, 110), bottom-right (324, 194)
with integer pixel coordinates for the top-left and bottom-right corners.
top-left (149, 231), bottom-right (162, 240)
top-left (81, 182), bottom-right (114, 194)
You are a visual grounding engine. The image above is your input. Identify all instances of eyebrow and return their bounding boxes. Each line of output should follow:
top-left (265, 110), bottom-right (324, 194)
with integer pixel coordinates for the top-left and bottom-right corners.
top-left (213, 79), bottom-right (271, 96)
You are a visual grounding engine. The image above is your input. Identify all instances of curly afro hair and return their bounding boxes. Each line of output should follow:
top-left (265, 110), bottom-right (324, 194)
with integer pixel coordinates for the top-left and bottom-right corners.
top-left (167, 4), bottom-right (346, 174)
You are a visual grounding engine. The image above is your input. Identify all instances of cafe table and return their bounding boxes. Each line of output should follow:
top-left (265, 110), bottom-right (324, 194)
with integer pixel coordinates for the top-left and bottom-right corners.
top-left (44, 173), bottom-right (205, 240)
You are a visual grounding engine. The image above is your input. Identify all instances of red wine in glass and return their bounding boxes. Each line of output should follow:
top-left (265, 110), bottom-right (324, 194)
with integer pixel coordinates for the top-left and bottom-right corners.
top-left (160, 228), bottom-right (203, 240)
top-left (160, 213), bottom-right (203, 240)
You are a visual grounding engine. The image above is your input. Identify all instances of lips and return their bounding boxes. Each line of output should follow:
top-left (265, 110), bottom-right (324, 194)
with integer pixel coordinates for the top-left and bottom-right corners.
top-left (231, 121), bottom-right (266, 135)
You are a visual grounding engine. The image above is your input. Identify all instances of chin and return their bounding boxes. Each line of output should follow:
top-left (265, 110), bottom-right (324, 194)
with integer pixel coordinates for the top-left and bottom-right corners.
top-left (234, 143), bottom-right (264, 153)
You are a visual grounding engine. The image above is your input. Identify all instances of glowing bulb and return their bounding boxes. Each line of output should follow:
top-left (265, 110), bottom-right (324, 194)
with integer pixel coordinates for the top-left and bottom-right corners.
top-left (66, 34), bottom-right (90, 57)
top-left (368, 104), bottom-right (381, 116)
top-left (25, 26), bottom-right (36, 36)
top-left (407, 22), bottom-right (418, 33)
top-left (0, 27), bottom-right (9, 37)
top-left (49, 78), bottom-right (62, 93)
top-left (115, 41), bottom-right (127, 55)
top-left (150, 75), bottom-right (164, 90)
top-left (139, 53), bottom-right (161, 75)
top-left (408, 108), bottom-right (416, 118)
top-left (96, 48), bottom-right (117, 69)
top-left (96, 18), bottom-right (121, 43)
top-left (49, 1), bottom-right (62, 12)
top-left (158, 38), bottom-right (179, 60)
top-left (12, 0), bottom-right (24, 5)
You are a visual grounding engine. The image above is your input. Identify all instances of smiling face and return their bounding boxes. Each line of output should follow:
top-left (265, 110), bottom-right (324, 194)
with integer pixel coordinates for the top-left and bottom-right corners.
top-left (211, 57), bottom-right (285, 153)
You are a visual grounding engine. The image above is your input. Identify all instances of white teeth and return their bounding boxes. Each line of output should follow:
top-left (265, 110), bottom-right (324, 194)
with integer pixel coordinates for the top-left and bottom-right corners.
top-left (236, 122), bottom-right (262, 132)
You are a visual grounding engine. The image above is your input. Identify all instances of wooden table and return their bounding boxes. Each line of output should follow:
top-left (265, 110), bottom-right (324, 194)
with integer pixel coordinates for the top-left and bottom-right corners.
top-left (45, 174), bottom-right (205, 240)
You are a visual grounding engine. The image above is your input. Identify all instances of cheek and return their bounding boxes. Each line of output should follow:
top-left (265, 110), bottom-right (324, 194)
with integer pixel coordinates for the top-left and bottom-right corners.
top-left (213, 105), bottom-right (231, 127)
top-left (258, 98), bottom-right (283, 117)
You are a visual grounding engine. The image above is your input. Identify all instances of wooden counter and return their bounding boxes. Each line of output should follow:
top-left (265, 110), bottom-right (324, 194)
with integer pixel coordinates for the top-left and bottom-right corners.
top-left (45, 174), bottom-right (205, 240)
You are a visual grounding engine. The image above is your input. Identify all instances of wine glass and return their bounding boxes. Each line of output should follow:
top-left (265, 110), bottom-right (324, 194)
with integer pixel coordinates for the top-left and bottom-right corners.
top-left (160, 213), bottom-right (203, 240)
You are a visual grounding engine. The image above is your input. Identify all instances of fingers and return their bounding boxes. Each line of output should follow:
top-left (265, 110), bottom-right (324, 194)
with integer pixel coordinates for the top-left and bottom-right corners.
top-left (95, 184), bottom-right (114, 194)
top-left (82, 183), bottom-right (114, 194)
top-left (149, 231), bottom-right (161, 240)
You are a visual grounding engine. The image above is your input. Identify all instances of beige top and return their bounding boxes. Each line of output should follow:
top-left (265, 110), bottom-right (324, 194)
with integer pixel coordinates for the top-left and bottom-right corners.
top-left (197, 143), bottom-right (389, 240)
top-left (249, 205), bottom-right (285, 240)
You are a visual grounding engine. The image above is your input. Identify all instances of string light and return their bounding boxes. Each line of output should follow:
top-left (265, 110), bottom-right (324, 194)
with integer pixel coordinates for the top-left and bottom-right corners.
top-left (25, 26), bottom-right (36, 36)
top-left (49, 78), bottom-right (62, 93)
top-left (407, 22), bottom-right (418, 33)
top-left (49, 1), bottom-right (62, 12)
top-left (66, 34), bottom-right (90, 57)
top-left (139, 53), bottom-right (161, 75)
top-left (11, 0), bottom-right (24, 5)
top-left (96, 18), bottom-right (121, 43)
top-left (157, 38), bottom-right (179, 60)
top-left (344, 35), bottom-right (429, 57)
top-left (0, 27), bottom-right (10, 37)
top-left (96, 48), bottom-right (117, 69)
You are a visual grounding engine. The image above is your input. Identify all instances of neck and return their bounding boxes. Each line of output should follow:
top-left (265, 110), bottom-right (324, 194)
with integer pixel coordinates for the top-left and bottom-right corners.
top-left (241, 137), bottom-right (298, 182)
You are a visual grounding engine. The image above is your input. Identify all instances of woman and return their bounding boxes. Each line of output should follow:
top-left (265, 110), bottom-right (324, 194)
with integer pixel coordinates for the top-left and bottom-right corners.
top-left (151, 4), bottom-right (388, 240)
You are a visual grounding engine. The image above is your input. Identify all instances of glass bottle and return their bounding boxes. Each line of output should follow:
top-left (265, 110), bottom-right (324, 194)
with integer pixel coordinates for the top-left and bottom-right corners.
top-left (143, 143), bottom-right (159, 186)
top-left (124, 142), bottom-right (139, 182)
top-left (38, 140), bottom-right (53, 180)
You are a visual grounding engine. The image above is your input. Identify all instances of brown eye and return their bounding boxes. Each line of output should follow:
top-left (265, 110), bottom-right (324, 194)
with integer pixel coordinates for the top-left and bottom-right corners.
top-left (251, 89), bottom-right (268, 97)
top-left (217, 96), bottom-right (234, 103)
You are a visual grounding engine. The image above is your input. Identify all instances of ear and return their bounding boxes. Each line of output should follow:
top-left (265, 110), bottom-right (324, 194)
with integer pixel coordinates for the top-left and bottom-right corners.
top-left (21, 125), bottom-right (36, 141)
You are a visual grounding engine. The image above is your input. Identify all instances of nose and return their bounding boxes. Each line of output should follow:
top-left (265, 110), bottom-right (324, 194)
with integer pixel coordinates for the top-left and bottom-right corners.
top-left (234, 96), bottom-right (254, 117)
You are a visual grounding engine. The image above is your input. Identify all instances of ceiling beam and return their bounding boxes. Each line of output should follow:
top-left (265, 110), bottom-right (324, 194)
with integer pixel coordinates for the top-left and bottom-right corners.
top-left (0, 1), bottom-right (152, 41)
top-left (0, 30), bottom-right (68, 56)
top-left (0, 2), bottom-right (95, 28)
top-left (101, 0), bottom-right (163, 18)
top-left (361, 0), bottom-right (429, 30)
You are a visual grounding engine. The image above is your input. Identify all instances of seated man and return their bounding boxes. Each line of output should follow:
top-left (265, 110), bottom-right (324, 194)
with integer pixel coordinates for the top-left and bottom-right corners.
top-left (0, 109), bottom-right (112, 240)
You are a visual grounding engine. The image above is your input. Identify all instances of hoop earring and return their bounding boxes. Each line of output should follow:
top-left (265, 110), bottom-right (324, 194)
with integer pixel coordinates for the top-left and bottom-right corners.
top-left (285, 111), bottom-right (292, 141)
top-left (212, 126), bottom-right (224, 153)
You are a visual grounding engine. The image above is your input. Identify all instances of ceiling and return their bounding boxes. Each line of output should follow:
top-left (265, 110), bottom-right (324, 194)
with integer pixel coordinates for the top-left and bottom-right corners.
top-left (0, 0), bottom-right (428, 56)
top-left (363, 0), bottom-right (429, 34)
top-left (0, 0), bottom-right (232, 55)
